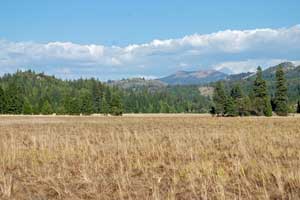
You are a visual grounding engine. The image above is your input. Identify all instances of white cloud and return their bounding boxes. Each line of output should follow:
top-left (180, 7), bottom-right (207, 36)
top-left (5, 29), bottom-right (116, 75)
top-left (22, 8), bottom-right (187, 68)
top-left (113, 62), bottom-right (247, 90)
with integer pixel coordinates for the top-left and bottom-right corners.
top-left (213, 59), bottom-right (295, 74)
top-left (0, 25), bottom-right (300, 79)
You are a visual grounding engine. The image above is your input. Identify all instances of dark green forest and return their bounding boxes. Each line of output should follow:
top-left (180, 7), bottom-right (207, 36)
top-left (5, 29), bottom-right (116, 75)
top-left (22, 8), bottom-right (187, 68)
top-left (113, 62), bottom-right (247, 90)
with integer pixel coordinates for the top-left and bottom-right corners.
top-left (0, 70), bottom-right (212, 115)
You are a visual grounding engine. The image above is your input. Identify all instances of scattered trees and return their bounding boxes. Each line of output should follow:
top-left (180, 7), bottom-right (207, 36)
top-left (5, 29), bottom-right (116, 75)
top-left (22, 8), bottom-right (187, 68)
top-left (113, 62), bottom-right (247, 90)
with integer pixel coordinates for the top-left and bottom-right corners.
top-left (211, 66), bottom-right (293, 117)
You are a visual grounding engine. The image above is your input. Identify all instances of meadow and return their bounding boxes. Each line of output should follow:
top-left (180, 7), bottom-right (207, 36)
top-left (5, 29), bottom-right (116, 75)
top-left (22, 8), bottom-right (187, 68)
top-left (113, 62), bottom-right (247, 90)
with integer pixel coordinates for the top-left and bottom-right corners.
top-left (1, 115), bottom-right (300, 199)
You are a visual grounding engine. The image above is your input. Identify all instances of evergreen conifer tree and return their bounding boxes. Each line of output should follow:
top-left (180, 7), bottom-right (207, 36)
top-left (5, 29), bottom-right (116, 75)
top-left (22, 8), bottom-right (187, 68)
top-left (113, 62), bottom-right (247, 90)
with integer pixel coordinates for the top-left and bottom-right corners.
top-left (80, 92), bottom-right (94, 115)
top-left (23, 98), bottom-right (33, 115)
top-left (274, 66), bottom-right (288, 116)
top-left (252, 66), bottom-right (272, 116)
top-left (101, 94), bottom-right (109, 115)
top-left (230, 84), bottom-right (244, 116)
top-left (5, 83), bottom-right (24, 114)
top-left (41, 100), bottom-right (53, 115)
top-left (213, 82), bottom-right (227, 116)
top-left (0, 87), bottom-right (5, 114)
top-left (159, 101), bottom-right (170, 113)
top-left (69, 98), bottom-right (81, 115)
top-left (230, 84), bottom-right (243, 99)
top-left (92, 81), bottom-right (102, 113)
top-left (110, 92), bottom-right (123, 116)
top-left (224, 96), bottom-right (238, 116)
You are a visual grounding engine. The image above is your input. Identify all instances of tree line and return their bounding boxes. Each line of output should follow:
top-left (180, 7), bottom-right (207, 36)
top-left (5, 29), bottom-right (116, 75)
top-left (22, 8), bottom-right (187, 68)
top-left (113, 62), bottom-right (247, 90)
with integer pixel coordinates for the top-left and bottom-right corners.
top-left (0, 71), bottom-right (123, 115)
top-left (0, 70), bottom-right (213, 115)
top-left (211, 66), bottom-right (299, 116)
top-left (0, 68), bottom-right (299, 116)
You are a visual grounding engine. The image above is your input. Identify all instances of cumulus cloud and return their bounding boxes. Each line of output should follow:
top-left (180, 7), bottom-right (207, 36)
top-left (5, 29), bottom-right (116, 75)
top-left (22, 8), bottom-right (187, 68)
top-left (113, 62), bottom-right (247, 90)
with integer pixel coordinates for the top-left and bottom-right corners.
top-left (0, 25), bottom-right (300, 79)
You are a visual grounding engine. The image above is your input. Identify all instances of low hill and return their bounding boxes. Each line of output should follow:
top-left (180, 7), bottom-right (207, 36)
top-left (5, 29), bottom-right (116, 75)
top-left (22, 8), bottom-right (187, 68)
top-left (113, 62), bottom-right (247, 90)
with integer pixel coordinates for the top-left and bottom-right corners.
top-left (158, 70), bottom-right (228, 85)
top-left (107, 78), bottom-right (166, 91)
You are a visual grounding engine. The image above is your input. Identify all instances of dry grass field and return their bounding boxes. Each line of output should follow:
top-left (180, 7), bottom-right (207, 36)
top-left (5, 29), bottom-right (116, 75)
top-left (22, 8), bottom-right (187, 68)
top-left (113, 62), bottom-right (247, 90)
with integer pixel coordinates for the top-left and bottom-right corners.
top-left (1, 115), bottom-right (300, 200)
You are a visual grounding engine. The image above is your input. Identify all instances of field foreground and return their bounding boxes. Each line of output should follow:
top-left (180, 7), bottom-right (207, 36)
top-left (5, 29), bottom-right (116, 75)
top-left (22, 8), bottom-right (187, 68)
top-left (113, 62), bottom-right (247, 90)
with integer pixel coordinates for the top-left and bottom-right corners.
top-left (1, 115), bottom-right (300, 199)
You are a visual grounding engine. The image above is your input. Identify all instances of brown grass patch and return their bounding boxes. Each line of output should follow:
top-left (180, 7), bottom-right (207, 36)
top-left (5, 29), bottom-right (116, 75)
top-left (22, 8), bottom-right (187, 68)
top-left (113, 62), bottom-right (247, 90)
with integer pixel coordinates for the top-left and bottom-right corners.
top-left (1, 115), bottom-right (300, 199)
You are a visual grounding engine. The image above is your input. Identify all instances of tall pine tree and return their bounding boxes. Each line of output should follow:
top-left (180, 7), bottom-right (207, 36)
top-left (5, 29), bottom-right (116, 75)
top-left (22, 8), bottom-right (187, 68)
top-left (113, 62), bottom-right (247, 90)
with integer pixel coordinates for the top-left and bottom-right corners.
top-left (5, 83), bottom-right (24, 114)
top-left (252, 66), bottom-right (272, 116)
top-left (213, 82), bottom-right (227, 116)
top-left (297, 101), bottom-right (300, 114)
top-left (274, 66), bottom-right (288, 116)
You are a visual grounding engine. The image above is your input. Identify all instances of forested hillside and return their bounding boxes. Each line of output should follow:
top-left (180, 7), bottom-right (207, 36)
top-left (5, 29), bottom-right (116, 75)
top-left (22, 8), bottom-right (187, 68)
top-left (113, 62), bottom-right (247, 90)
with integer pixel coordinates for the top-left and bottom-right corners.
top-left (0, 70), bottom-right (212, 115)
top-left (0, 70), bottom-right (123, 115)
top-left (219, 62), bottom-right (300, 103)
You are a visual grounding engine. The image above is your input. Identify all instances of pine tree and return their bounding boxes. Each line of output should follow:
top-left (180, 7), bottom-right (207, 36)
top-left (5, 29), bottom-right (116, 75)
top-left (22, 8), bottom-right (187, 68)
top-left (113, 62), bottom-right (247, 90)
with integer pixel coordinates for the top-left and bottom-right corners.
top-left (92, 81), bottom-right (102, 113)
top-left (63, 95), bottom-right (72, 114)
top-left (224, 96), bottom-right (238, 116)
top-left (41, 100), bottom-right (53, 115)
top-left (252, 66), bottom-right (272, 116)
top-left (110, 92), bottom-right (123, 116)
top-left (23, 98), bottom-right (33, 115)
top-left (69, 98), bottom-right (81, 115)
top-left (5, 83), bottom-right (24, 114)
top-left (264, 99), bottom-right (273, 117)
top-left (297, 101), bottom-right (300, 114)
top-left (0, 87), bottom-right (5, 114)
top-left (213, 82), bottom-right (227, 116)
top-left (80, 92), bottom-right (94, 115)
top-left (230, 84), bottom-right (244, 116)
top-left (159, 101), bottom-right (170, 113)
top-left (231, 84), bottom-right (243, 99)
top-left (240, 96), bottom-right (252, 116)
top-left (274, 66), bottom-right (288, 116)
top-left (101, 94), bottom-right (109, 115)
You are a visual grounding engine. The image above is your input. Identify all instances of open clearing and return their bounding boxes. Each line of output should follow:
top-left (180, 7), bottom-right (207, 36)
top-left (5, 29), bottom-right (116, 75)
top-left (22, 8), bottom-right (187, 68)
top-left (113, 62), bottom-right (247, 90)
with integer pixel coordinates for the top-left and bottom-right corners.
top-left (1, 115), bottom-right (300, 199)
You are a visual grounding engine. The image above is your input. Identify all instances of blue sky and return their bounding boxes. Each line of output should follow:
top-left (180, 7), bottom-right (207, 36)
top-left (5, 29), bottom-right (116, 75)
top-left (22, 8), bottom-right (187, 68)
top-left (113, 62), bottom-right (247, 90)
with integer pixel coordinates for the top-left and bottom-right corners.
top-left (0, 0), bottom-right (300, 79)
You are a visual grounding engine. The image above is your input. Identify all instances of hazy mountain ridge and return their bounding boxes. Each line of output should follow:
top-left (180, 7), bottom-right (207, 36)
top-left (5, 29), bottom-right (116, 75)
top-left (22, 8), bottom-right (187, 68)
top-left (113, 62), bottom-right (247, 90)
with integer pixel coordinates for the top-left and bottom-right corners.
top-left (107, 62), bottom-right (300, 90)
top-left (107, 78), bottom-right (167, 91)
top-left (157, 70), bottom-right (228, 85)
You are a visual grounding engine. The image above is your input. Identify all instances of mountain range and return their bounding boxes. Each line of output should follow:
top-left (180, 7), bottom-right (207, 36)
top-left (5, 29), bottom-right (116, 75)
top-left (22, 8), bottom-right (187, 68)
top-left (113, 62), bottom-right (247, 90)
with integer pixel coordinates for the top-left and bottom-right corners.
top-left (110, 62), bottom-right (298, 87)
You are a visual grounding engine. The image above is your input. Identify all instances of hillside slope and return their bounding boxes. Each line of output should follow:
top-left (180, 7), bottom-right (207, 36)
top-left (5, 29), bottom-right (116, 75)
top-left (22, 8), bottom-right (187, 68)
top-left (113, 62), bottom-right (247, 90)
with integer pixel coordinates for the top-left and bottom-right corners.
top-left (158, 70), bottom-right (228, 85)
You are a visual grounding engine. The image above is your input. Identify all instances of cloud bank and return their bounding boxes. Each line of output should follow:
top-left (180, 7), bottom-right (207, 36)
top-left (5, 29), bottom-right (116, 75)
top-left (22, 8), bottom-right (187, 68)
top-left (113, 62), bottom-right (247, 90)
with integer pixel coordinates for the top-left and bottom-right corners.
top-left (1, 25), bottom-right (300, 79)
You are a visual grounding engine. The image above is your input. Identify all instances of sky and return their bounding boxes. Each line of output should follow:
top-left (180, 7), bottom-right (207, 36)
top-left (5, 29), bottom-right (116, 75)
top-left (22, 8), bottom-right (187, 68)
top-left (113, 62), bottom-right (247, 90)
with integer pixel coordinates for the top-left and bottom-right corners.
top-left (0, 0), bottom-right (300, 80)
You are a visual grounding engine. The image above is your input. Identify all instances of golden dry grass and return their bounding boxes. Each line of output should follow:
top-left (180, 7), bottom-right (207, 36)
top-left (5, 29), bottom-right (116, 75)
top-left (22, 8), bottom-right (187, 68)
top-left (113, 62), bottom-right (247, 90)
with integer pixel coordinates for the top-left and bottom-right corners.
top-left (1, 115), bottom-right (300, 199)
